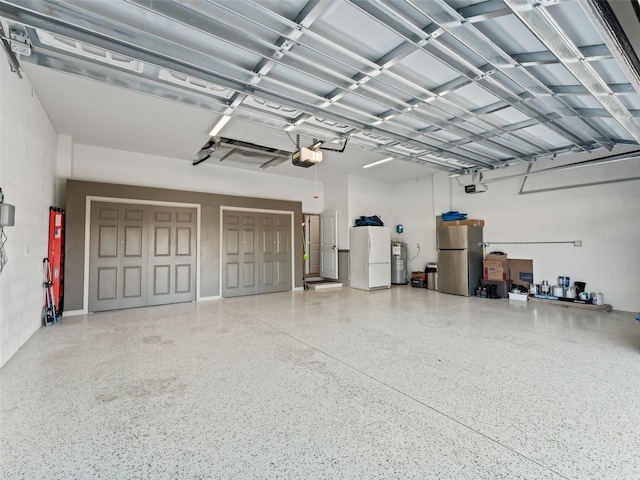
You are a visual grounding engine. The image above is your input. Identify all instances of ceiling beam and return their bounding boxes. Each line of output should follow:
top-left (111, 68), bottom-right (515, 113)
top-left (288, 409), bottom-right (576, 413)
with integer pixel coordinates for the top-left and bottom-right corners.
top-left (213, 0), bottom-right (336, 118)
top-left (348, 0), bottom-right (606, 151)
top-left (386, 0), bottom-right (616, 151)
top-left (122, 0), bottom-right (524, 163)
top-left (236, 0), bottom-right (541, 156)
top-left (504, 0), bottom-right (640, 144)
top-left (0, 2), bottom-right (494, 168)
top-left (512, 44), bottom-right (611, 66)
top-left (548, 83), bottom-right (636, 96)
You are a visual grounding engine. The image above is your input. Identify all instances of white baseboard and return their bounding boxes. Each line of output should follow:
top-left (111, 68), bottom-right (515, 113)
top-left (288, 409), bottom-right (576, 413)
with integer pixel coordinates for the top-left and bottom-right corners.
top-left (293, 287), bottom-right (304, 292)
top-left (62, 310), bottom-right (86, 317)
top-left (198, 296), bottom-right (220, 302)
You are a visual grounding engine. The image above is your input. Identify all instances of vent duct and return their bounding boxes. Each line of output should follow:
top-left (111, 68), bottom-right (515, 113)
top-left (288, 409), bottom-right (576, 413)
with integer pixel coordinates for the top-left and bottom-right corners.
top-left (194, 137), bottom-right (291, 168)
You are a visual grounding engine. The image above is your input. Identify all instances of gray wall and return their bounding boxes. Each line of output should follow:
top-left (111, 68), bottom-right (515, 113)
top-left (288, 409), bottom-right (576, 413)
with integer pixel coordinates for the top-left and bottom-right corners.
top-left (66, 180), bottom-right (303, 311)
top-left (338, 250), bottom-right (349, 285)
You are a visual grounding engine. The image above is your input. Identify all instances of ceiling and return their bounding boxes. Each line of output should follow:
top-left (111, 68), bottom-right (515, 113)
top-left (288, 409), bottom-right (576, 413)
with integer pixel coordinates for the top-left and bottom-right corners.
top-left (2, 0), bottom-right (640, 182)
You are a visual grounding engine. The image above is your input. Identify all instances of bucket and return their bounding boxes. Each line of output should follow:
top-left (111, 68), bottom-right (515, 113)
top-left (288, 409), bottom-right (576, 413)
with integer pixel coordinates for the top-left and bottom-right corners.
top-left (594, 292), bottom-right (604, 306)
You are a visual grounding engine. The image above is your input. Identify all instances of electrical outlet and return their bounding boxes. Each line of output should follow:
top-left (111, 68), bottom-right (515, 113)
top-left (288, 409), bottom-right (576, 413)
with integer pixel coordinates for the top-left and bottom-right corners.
top-left (574, 241), bottom-right (582, 247)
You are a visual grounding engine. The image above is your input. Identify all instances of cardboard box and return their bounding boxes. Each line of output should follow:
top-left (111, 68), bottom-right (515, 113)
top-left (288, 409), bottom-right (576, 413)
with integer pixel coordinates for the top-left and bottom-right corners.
top-left (480, 279), bottom-right (512, 298)
top-left (484, 253), bottom-right (508, 281)
top-left (485, 271), bottom-right (507, 281)
top-left (509, 259), bottom-right (533, 288)
top-left (411, 271), bottom-right (426, 280)
top-left (442, 219), bottom-right (485, 227)
top-left (483, 260), bottom-right (508, 280)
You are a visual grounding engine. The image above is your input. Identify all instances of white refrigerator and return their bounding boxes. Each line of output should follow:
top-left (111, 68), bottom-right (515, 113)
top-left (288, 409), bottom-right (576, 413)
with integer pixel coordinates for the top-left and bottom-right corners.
top-left (349, 226), bottom-right (391, 290)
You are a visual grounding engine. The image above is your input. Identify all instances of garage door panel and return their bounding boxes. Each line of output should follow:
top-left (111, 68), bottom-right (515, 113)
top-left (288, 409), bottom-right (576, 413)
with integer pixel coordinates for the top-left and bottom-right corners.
top-left (98, 226), bottom-right (118, 258)
top-left (262, 261), bottom-right (274, 287)
top-left (276, 230), bottom-right (289, 254)
top-left (243, 229), bottom-right (256, 255)
top-left (97, 267), bottom-right (117, 300)
top-left (226, 229), bottom-right (240, 255)
top-left (123, 266), bottom-right (142, 298)
top-left (262, 230), bottom-right (274, 255)
top-left (175, 264), bottom-right (191, 293)
top-left (176, 212), bottom-right (192, 223)
top-left (176, 227), bottom-right (192, 256)
top-left (125, 209), bottom-right (143, 221)
top-left (226, 262), bottom-right (240, 289)
top-left (155, 211), bottom-right (171, 222)
top-left (243, 262), bottom-right (257, 288)
top-left (124, 226), bottom-right (143, 257)
top-left (154, 226), bottom-right (171, 256)
top-left (277, 260), bottom-right (288, 287)
top-left (153, 265), bottom-right (171, 296)
top-left (99, 208), bottom-right (118, 221)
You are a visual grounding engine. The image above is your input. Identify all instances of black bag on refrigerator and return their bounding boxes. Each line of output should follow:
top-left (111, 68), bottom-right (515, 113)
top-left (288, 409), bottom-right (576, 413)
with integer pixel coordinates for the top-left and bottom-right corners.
top-left (354, 215), bottom-right (384, 227)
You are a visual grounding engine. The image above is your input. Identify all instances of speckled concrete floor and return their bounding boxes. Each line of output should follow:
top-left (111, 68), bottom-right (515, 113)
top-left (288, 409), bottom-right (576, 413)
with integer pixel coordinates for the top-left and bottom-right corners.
top-left (1, 287), bottom-right (639, 479)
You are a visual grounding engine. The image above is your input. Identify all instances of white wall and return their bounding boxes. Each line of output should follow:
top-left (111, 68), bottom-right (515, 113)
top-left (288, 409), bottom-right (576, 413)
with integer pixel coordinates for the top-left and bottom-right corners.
top-left (71, 144), bottom-right (323, 212)
top-left (0, 63), bottom-right (58, 367)
top-left (397, 149), bottom-right (640, 312)
top-left (321, 171), bottom-right (349, 248)
top-left (441, 158), bottom-right (640, 312)
top-left (392, 175), bottom-right (437, 273)
top-left (347, 175), bottom-right (395, 247)
top-left (56, 134), bottom-right (72, 207)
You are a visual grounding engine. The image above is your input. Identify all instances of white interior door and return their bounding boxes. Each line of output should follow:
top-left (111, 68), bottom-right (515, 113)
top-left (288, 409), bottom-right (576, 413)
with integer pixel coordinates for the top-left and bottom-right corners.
top-left (319, 210), bottom-right (338, 280)
top-left (305, 214), bottom-right (320, 276)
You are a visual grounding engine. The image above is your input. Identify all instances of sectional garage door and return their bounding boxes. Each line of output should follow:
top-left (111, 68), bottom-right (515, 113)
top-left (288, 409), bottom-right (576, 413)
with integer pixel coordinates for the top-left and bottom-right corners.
top-left (89, 202), bottom-right (197, 312)
top-left (222, 211), bottom-right (291, 298)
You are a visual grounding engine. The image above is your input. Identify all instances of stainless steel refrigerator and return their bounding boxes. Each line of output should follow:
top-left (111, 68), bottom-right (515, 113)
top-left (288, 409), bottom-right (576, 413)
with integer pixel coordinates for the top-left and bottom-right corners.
top-left (437, 225), bottom-right (483, 296)
top-left (349, 226), bottom-right (391, 290)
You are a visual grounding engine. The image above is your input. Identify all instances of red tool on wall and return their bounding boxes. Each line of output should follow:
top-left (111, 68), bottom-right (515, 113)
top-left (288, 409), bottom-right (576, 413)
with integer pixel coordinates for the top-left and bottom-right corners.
top-left (46, 207), bottom-right (65, 321)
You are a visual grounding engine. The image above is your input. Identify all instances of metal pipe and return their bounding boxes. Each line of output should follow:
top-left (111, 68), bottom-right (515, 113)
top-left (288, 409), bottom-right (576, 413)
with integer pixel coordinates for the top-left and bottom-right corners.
top-left (478, 150), bottom-right (640, 184)
top-left (520, 176), bottom-right (640, 195)
top-left (484, 241), bottom-right (580, 246)
top-left (518, 162), bottom-right (534, 195)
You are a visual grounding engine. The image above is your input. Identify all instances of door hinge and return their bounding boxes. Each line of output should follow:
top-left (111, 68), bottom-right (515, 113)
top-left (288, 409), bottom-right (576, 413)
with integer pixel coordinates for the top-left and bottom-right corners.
top-left (9, 30), bottom-right (31, 57)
